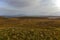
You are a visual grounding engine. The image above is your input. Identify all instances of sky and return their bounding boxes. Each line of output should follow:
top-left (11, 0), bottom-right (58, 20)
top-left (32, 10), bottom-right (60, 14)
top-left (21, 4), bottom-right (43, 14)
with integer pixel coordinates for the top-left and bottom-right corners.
top-left (0, 0), bottom-right (60, 16)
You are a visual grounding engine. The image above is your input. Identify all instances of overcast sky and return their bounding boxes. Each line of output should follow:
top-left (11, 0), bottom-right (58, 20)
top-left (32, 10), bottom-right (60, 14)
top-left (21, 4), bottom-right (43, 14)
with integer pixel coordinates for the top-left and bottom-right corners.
top-left (0, 0), bottom-right (60, 16)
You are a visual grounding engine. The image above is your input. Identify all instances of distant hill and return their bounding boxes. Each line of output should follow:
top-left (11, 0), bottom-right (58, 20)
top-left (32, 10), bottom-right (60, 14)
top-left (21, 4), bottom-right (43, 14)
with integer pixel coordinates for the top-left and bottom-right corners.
top-left (3, 16), bottom-right (60, 19)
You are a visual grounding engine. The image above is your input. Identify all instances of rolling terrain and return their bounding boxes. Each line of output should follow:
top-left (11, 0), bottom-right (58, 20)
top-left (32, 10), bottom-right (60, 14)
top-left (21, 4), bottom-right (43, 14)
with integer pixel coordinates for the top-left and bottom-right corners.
top-left (0, 17), bottom-right (60, 40)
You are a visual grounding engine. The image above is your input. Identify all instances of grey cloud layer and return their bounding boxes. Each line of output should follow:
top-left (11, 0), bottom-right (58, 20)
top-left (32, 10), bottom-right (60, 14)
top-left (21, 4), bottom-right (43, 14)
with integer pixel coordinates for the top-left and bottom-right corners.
top-left (0, 0), bottom-right (60, 16)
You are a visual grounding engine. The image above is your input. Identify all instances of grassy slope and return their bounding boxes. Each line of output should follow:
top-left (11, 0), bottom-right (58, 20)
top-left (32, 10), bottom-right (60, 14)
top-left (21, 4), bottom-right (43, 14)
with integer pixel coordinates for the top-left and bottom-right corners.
top-left (0, 17), bottom-right (60, 40)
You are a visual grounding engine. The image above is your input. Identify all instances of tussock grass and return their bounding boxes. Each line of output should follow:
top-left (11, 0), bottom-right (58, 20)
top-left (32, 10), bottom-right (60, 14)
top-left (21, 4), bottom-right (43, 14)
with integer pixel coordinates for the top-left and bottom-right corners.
top-left (0, 27), bottom-right (59, 40)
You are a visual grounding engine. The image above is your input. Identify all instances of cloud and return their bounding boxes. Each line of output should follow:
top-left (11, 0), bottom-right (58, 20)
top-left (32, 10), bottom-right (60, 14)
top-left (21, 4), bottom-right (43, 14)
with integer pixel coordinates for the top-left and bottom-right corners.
top-left (0, 0), bottom-right (60, 16)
